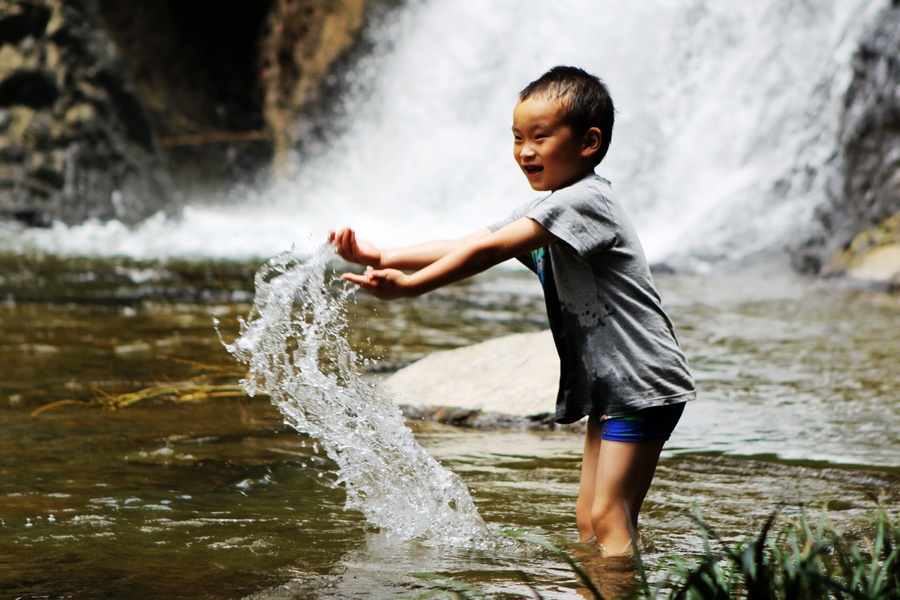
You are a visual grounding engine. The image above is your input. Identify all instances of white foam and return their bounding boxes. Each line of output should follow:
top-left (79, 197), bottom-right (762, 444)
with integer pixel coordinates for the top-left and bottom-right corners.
top-left (7, 0), bottom-right (883, 264)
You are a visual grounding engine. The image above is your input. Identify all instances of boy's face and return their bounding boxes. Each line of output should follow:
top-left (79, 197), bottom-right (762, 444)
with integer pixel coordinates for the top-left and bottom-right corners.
top-left (512, 95), bottom-right (596, 192)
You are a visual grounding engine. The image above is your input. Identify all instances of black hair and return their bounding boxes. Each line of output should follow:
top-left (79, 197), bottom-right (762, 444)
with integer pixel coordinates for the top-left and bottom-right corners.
top-left (519, 66), bottom-right (615, 165)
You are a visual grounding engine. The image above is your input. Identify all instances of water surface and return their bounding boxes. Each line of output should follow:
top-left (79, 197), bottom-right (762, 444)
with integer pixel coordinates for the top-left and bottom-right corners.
top-left (0, 253), bottom-right (897, 598)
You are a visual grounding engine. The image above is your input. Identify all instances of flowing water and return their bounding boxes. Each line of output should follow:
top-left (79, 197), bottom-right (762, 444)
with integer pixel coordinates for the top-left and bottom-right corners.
top-left (0, 251), bottom-right (897, 598)
top-left (1, 0), bottom-right (899, 597)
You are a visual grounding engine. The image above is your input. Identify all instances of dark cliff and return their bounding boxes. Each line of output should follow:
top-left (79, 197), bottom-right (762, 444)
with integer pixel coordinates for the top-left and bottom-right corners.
top-left (0, 0), bottom-right (175, 226)
top-left (794, 1), bottom-right (900, 277)
top-left (0, 0), bottom-right (374, 227)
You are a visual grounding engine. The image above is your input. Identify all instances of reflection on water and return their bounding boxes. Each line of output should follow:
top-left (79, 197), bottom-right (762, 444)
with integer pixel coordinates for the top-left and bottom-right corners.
top-left (0, 254), bottom-right (897, 597)
top-left (664, 274), bottom-right (900, 467)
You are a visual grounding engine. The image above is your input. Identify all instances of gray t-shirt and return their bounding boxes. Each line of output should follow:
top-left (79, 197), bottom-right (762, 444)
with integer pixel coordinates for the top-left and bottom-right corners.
top-left (489, 173), bottom-right (695, 424)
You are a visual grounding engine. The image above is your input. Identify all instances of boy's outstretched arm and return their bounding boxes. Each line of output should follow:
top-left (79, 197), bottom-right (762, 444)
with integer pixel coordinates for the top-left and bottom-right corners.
top-left (340, 218), bottom-right (557, 300)
top-left (330, 227), bottom-right (493, 271)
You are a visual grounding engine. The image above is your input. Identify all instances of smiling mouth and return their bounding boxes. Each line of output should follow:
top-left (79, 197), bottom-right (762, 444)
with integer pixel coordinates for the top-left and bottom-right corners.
top-left (523, 165), bottom-right (543, 176)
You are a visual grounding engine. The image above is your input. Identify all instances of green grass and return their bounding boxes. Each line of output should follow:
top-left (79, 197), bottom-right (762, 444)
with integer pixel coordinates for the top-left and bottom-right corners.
top-left (652, 506), bottom-right (899, 600)
top-left (416, 506), bottom-right (900, 599)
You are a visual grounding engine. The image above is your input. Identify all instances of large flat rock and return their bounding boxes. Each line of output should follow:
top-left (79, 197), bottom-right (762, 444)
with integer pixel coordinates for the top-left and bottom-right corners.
top-left (379, 330), bottom-right (559, 417)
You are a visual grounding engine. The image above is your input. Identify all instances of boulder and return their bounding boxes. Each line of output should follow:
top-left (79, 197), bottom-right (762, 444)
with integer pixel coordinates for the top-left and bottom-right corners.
top-left (824, 212), bottom-right (900, 287)
top-left (380, 330), bottom-right (561, 426)
top-left (847, 245), bottom-right (900, 284)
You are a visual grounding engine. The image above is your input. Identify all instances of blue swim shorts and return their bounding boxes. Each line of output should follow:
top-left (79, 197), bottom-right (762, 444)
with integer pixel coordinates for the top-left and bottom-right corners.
top-left (597, 402), bottom-right (686, 442)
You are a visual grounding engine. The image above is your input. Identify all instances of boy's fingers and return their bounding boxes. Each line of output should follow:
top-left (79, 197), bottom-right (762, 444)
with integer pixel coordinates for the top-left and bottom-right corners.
top-left (332, 229), bottom-right (362, 261)
top-left (341, 273), bottom-right (364, 286)
top-left (341, 267), bottom-right (377, 285)
top-left (342, 269), bottom-right (365, 280)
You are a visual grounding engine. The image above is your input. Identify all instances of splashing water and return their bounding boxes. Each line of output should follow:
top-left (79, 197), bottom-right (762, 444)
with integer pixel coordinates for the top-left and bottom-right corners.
top-left (218, 245), bottom-right (489, 545)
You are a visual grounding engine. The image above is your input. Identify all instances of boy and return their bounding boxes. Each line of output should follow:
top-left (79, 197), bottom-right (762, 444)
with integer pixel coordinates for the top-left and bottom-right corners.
top-left (329, 66), bottom-right (695, 555)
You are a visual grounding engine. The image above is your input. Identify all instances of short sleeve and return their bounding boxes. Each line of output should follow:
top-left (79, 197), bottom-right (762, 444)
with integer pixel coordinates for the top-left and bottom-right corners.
top-left (486, 196), bottom-right (544, 233)
top-left (526, 176), bottom-right (618, 258)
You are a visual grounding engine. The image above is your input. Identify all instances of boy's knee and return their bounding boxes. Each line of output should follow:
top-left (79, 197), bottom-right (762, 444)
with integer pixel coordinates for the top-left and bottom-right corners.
top-left (591, 495), bottom-right (639, 532)
top-left (589, 500), bottom-right (620, 530)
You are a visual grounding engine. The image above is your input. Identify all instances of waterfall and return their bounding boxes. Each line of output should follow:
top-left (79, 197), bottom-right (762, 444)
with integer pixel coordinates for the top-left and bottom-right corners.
top-left (9, 0), bottom-right (885, 266)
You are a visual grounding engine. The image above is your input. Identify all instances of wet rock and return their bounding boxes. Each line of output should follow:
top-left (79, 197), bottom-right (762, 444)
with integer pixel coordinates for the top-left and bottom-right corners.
top-left (27, 148), bottom-right (65, 188)
top-left (381, 331), bottom-right (565, 428)
top-left (0, 1), bottom-right (51, 44)
top-left (0, 44), bottom-right (27, 73)
top-left (0, 142), bottom-right (25, 162)
top-left (0, 0), bottom-right (387, 226)
top-left (795, 3), bottom-right (900, 274)
top-left (847, 245), bottom-right (900, 286)
top-left (0, 0), bottom-right (178, 227)
top-left (0, 68), bottom-right (58, 108)
top-left (399, 403), bottom-right (566, 431)
top-left (91, 0), bottom-right (275, 192)
top-left (824, 212), bottom-right (900, 288)
top-left (259, 0), bottom-right (368, 169)
top-left (88, 0), bottom-right (377, 194)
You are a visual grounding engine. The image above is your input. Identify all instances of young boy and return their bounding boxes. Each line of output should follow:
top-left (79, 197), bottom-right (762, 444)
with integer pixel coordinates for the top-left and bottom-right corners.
top-left (329, 66), bottom-right (695, 555)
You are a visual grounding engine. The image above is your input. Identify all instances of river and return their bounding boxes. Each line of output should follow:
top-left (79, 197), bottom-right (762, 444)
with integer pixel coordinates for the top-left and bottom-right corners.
top-left (0, 252), bottom-right (896, 598)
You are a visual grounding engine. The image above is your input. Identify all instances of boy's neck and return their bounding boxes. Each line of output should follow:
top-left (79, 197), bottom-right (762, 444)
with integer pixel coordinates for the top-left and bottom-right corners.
top-left (552, 168), bottom-right (596, 192)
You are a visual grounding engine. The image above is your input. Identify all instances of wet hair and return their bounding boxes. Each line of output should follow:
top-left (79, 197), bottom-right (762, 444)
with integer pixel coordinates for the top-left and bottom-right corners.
top-left (519, 66), bottom-right (615, 165)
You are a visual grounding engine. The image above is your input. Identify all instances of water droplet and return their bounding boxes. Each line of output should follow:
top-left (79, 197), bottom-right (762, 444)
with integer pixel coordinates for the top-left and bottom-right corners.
top-left (222, 246), bottom-right (489, 545)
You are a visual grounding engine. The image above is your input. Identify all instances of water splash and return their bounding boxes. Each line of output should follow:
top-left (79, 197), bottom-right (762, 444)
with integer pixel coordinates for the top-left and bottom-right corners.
top-left (219, 245), bottom-right (490, 545)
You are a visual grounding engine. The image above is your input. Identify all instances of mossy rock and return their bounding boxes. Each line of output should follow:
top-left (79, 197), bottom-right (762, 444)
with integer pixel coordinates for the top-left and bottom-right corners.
top-left (826, 213), bottom-right (900, 284)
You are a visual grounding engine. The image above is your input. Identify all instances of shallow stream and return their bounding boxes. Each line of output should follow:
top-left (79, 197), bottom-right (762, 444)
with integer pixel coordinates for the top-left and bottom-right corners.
top-left (1, 251), bottom-right (898, 598)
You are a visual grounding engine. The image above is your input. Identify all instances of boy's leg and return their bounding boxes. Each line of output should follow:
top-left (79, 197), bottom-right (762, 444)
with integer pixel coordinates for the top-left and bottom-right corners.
top-left (576, 420), bottom-right (603, 542)
top-left (576, 417), bottom-right (665, 552)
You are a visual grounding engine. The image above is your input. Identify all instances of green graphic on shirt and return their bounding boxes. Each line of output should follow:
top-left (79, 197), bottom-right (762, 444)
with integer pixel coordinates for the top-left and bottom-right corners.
top-left (531, 246), bottom-right (562, 338)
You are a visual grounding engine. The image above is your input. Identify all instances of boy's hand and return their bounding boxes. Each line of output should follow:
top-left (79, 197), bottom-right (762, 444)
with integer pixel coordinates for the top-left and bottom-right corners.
top-left (341, 266), bottom-right (411, 300)
top-left (329, 228), bottom-right (383, 267)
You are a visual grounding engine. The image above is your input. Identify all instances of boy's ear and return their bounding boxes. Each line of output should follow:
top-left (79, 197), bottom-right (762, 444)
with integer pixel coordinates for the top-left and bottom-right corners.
top-left (581, 127), bottom-right (602, 157)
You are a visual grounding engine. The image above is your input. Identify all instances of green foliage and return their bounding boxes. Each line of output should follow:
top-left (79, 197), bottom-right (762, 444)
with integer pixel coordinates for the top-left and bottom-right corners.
top-left (413, 506), bottom-right (900, 600)
top-left (660, 506), bottom-right (900, 600)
